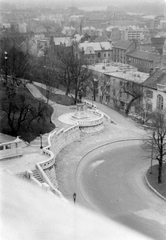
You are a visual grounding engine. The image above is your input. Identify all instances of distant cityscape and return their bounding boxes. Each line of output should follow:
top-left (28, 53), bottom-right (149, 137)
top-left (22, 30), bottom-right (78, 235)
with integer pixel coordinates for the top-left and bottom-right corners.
top-left (0, 0), bottom-right (166, 113)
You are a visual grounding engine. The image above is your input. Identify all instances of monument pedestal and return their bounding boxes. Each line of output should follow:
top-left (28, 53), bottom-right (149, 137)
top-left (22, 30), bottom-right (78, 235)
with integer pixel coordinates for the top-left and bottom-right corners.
top-left (72, 103), bottom-right (88, 119)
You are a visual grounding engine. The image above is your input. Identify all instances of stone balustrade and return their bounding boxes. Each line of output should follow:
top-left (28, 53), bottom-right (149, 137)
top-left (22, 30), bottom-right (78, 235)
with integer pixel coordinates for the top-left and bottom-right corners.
top-left (83, 100), bottom-right (111, 122)
top-left (35, 124), bottom-right (80, 198)
top-left (76, 108), bottom-right (104, 131)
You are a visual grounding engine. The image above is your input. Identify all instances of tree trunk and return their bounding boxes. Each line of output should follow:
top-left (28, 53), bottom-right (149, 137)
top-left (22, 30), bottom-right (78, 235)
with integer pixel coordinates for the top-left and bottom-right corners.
top-left (74, 90), bottom-right (78, 104)
top-left (65, 85), bottom-right (70, 96)
top-left (158, 159), bottom-right (162, 183)
top-left (125, 98), bottom-right (137, 116)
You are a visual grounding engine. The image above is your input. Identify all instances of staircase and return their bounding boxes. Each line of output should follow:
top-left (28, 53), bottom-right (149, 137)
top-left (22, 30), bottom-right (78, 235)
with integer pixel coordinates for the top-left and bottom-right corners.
top-left (32, 169), bottom-right (44, 183)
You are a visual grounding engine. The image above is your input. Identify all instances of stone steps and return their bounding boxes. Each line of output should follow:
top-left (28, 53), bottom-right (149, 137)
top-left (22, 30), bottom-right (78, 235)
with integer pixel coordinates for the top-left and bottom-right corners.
top-left (32, 169), bottom-right (44, 183)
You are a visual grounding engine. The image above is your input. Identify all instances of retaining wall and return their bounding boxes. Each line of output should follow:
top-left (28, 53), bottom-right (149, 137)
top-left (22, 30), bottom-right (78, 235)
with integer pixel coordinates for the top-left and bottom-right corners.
top-left (35, 124), bottom-right (80, 197)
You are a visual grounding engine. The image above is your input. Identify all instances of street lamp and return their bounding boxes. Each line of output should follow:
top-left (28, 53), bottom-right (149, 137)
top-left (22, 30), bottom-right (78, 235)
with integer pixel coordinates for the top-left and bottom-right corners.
top-left (4, 51), bottom-right (8, 85)
top-left (91, 95), bottom-right (93, 106)
top-left (40, 133), bottom-right (43, 149)
top-left (73, 192), bottom-right (76, 204)
top-left (150, 131), bottom-right (155, 174)
top-left (93, 78), bottom-right (98, 102)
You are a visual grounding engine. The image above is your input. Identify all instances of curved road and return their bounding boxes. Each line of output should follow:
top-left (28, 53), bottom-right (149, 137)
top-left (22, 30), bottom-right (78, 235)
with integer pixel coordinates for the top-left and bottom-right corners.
top-left (76, 140), bottom-right (166, 240)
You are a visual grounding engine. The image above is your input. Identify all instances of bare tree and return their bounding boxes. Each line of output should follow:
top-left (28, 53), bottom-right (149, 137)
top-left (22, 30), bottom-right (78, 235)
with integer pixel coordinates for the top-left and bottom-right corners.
top-left (1, 46), bottom-right (34, 88)
top-left (56, 45), bottom-right (91, 103)
top-left (42, 64), bottom-right (58, 105)
top-left (135, 96), bottom-right (153, 124)
top-left (122, 81), bottom-right (143, 116)
top-left (1, 90), bottom-right (47, 136)
top-left (142, 110), bottom-right (166, 183)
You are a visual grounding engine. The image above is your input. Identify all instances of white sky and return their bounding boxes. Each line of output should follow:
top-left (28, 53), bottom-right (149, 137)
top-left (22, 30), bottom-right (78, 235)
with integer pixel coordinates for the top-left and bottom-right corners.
top-left (2, 0), bottom-right (166, 7)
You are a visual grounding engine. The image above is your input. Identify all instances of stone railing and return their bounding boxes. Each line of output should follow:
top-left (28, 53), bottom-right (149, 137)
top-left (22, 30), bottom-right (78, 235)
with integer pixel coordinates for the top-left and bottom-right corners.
top-left (84, 99), bottom-right (97, 109)
top-left (50, 125), bottom-right (80, 156)
top-left (35, 124), bottom-right (80, 198)
top-left (78, 109), bottom-right (104, 127)
top-left (83, 100), bottom-right (111, 122)
top-left (0, 137), bottom-right (23, 160)
top-left (25, 170), bottom-right (53, 193)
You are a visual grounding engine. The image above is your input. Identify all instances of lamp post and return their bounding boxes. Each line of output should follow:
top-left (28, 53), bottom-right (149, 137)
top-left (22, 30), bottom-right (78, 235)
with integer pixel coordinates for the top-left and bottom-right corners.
top-left (4, 51), bottom-right (8, 85)
top-left (73, 192), bottom-right (76, 204)
top-left (150, 131), bottom-right (155, 174)
top-left (91, 95), bottom-right (93, 106)
top-left (93, 78), bottom-right (98, 102)
top-left (40, 133), bottom-right (43, 149)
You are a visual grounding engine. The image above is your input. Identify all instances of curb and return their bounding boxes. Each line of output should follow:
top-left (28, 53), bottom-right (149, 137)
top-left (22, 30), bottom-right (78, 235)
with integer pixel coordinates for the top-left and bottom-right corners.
top-left (144, 174), bottom-right (166, 201)
top-left (75, 138), bottom-right (141, 187)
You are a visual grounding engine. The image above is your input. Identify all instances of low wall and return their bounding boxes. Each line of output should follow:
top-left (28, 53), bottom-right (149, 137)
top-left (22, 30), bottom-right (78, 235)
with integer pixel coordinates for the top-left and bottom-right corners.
top-left (35, 124), bottom-right (80, 198)
top-left (77, 109), bottom-right (104, 132)
top-left (84, 100), bottom-right (111, 122)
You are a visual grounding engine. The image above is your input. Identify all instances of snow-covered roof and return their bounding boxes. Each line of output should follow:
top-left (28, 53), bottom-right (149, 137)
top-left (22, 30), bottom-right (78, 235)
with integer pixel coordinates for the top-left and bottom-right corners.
top-left (83, 26), bottom-right (96, 31)
top-left (79, 42), bottom-right (101, 51)
top-left (53, 37), bottom-right (72, 46)
top-left (73, 34), bottom-right (84, 42)
top-left (79, 41), bottom-right (112, 52)
top-left (89, 63), bottom-right (149, 84)
top-left (84, 46), bottom-right (95, 54)
top-left (100, 42), bottom-right (112, 50)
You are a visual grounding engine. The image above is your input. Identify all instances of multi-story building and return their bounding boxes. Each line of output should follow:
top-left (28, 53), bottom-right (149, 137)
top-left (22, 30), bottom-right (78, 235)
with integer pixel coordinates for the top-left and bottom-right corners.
top-left (106, 27), bottom-right (121, 42)
top-left (121, 26), bottom-right (145, 41)
top-left (79, 41), bottom-right (113, 64)
top-left (112, 40), bottom-right (136, 64)
top-left (143, 69), bottom-right (166, 112)
top-left (89, 63), bottom-right (149, 113)
top-left (151, 35), bottom-right (166, 55)
top-left (127, 50), bottom-right (166, 73)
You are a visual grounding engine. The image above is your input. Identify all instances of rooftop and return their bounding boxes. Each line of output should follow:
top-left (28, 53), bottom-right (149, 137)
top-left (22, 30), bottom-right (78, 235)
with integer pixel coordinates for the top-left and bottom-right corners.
top-left (89, 62), bottom-right (149, 84)
top-left (53, 37), bottom-right (72, 46)
top-left (79, 41), bottom-right (112, 52)
top-left (112, 40), bottom-right (133, 50)
top-left (127, 50), bottom-right (160, 61)
top-left (143, 70), bottom-right (166, 89)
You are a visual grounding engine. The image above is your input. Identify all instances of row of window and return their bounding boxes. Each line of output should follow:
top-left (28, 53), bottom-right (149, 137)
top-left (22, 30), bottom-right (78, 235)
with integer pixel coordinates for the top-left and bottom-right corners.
top-left (101, 85), bottom-right (164, 111)
top-left (145, 90), bottom-right (164, 110)
top-left (130, 58), bottom-right (153, 68)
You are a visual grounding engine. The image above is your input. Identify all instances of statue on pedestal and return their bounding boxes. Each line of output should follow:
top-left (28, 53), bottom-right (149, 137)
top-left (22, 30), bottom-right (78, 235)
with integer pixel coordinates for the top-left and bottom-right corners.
top-left (78, 87), bottom-right (83, 103)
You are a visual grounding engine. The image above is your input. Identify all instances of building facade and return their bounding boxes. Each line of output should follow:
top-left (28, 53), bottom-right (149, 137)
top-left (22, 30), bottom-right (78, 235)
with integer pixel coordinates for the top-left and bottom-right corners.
top-left (127, 50), bottom-right (165, 73)
top-left (89, 63), bottom-right (149, 114)
top-left (143, 70), bottom-right (166, 113)
top-left (112, 40), bottom-right (136, 64)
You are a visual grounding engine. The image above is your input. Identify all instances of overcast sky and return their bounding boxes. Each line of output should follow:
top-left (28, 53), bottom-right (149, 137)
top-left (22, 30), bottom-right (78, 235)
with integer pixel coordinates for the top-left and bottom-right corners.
top-left (2, 0), bottom-right (166, 10)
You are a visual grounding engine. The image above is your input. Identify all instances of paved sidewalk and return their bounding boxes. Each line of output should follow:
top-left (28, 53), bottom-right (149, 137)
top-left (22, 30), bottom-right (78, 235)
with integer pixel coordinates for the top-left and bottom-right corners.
top-left (0, 83), bottom-right (145, 180)
top-left (0, 84), bottom-right (77, 173)
top-left (55, 118), bottom-right (145, 205)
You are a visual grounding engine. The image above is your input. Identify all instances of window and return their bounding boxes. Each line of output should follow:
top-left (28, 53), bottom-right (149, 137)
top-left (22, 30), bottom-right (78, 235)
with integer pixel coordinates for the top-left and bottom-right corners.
top-left (5, 144), bottom-right (11, 149)
top-left (146, 90), bottom-right (153, 99)
top-left (120, 101), bottom-right (125, 109)
top-left (119, 89), bottom-right (122, 98)
top-left (104, 53), bottom-right (106, 57)
top-left (146, 102), bottom-right (152, 112)
top-left (0, 146), bottom-right (3, 150)
top-left (98, 52), bottom-right (101, 58)
top-left (113, 89), bottom-right (116, 96)
top-left (157, 94), bottom-right (163, 110)
top-left (108, 53), bottom-right (110, 57)
top-left (106, 95), bottom-right (110, 102)
top-left (106, 85), bottom-right (110, 93)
